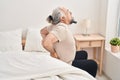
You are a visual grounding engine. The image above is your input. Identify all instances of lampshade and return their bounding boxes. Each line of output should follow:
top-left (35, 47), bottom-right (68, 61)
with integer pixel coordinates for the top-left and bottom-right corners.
top-left (81, 19), bottom-right (91, 29)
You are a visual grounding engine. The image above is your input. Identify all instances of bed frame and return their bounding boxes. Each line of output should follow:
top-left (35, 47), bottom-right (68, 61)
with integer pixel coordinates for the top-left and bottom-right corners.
top-left (22, 39), bottom-right (26, 50)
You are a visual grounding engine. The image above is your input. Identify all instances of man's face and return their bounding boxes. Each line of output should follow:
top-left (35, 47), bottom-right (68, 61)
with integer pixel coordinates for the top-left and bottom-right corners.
top-left (60, 7), bottom-right (73, 24)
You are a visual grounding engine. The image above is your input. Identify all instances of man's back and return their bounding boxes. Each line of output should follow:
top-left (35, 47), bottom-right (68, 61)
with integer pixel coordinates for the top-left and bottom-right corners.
top-left (47, 23), bottom-right (76, 64)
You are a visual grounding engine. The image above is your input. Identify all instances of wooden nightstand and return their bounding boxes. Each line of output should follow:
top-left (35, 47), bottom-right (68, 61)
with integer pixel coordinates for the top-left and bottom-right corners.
top-left (74, 34), bottom-right (105, 75)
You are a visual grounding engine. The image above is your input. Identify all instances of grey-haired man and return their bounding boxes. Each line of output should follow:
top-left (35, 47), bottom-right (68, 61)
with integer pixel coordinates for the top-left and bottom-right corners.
top-left (40, 7), bottom-right (77, 64)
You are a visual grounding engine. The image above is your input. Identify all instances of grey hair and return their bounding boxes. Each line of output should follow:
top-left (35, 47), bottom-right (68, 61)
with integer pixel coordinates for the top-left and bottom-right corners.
top-left (47, 7), bottom-right (63, 25)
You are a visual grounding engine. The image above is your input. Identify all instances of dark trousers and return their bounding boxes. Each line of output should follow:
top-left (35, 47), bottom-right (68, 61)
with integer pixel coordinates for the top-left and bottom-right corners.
top-left (72, 50), bottom-right (98, 77)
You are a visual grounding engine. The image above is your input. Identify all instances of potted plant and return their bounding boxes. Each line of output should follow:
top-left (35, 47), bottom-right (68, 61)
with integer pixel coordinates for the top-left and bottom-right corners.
top-left (110, 37), bottom-right (120, 53)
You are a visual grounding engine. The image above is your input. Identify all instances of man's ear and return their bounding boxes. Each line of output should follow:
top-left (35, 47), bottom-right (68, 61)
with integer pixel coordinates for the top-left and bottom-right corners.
top-left (60, 16), bottom-right (66, 22)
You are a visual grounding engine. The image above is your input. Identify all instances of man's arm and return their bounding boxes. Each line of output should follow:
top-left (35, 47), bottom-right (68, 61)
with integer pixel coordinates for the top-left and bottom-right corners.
top-left (42, 33), bottom-right (59, 58)
top-left (40, 27), bottom-right (49, 39)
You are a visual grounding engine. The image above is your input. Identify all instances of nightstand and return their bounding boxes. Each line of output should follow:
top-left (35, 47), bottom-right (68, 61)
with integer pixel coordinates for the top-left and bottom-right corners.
top-left (74, 34), bottom-right (105, 75)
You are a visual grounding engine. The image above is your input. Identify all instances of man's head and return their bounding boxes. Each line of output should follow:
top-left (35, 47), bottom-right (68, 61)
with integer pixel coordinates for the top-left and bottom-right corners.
top-left (47, 7), bottom-right (77, 25)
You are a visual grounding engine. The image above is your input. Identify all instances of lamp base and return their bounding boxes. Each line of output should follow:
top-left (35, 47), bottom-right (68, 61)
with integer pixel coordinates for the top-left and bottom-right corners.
top-left (82, 34), bottom-right (90, 36)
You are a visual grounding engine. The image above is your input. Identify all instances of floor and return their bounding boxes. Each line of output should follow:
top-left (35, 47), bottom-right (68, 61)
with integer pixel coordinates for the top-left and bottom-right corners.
top-left (96, 75), bottom-right (109, 80)
top-left (96, 72), bottom-right (111, 80)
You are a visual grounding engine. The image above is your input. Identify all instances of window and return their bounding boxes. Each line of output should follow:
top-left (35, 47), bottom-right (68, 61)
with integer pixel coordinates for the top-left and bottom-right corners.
top-left (118, 18), bottom-right (120, 36)
top-left (117, 1), bottom-right (120, 36)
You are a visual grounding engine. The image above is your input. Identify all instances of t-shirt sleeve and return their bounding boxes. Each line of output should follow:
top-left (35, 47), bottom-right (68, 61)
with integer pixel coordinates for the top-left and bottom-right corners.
top-left (46, 25), bottom-right (52, 32)
top-left (50, 26), bottom-right (66, 42)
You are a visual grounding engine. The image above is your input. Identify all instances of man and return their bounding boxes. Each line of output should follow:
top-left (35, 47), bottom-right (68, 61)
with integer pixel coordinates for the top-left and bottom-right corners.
top-left (40, 7), bottom-right (76, 64)
top-left (40, 7), bottom-right (97, 77)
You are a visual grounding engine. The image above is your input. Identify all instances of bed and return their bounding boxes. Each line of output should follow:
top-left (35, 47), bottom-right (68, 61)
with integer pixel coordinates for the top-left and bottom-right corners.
top-left (0, 28), bottom-right (97, 80)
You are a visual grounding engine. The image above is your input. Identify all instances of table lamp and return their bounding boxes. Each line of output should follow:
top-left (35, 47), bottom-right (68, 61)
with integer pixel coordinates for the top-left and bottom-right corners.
top-left (81, 19), bottom-right (91, 36)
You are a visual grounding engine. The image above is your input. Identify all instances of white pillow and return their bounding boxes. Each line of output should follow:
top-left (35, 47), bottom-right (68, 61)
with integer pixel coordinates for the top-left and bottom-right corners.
top-left (0, 29), bottom-right (22, 52)
top-left (24, 28), bottom-right (47, 52)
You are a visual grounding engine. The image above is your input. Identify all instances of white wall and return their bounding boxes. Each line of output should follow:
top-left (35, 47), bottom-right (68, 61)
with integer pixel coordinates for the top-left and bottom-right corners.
top-left (0, 0), bottom-right (100, 35)
top-left (104, 48), bottom-right (120, 80)
top-left (99, 0), bottom-right (108, 36)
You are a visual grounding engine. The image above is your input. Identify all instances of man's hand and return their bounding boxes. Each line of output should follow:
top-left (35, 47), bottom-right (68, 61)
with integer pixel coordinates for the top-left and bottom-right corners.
top-left (50, 52), bottom-right (59, 59)
top-left (40, 27), bottom-right (49, 39)
top-left (42, 33), bottom-right (59, 59)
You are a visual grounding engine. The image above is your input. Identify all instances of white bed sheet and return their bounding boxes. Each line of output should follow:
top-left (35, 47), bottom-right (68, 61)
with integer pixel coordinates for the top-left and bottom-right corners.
top-left (0, 51), bottom-right (96, 80)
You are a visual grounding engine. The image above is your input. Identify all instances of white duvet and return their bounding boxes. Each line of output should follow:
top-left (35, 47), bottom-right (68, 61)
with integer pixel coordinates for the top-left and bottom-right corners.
top-left (0, 51), bottom-right (96, 80)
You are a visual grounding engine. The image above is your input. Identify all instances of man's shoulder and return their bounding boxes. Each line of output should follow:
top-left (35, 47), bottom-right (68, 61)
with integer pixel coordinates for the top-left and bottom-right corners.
top-left (56, 23), bottom-right (67, 27)
top-left (55, 23), bottom-right (68, 30)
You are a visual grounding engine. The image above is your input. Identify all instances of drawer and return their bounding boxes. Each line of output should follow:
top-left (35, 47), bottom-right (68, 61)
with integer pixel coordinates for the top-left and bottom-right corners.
top-left (90, 40), bottom-right (101, 47)
top-left (78, 41), bottom-right (102, 48)
top-left (79, 41), bottom-right (90, 48)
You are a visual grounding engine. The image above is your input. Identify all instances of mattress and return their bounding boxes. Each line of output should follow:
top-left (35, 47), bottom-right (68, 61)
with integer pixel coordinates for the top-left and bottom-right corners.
top-left (0, 51), bottom-right (96, 80)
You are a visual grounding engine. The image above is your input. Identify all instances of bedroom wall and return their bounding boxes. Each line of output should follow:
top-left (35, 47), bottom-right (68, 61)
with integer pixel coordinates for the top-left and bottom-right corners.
top-left (0, 0), bottom-right (100, 35)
